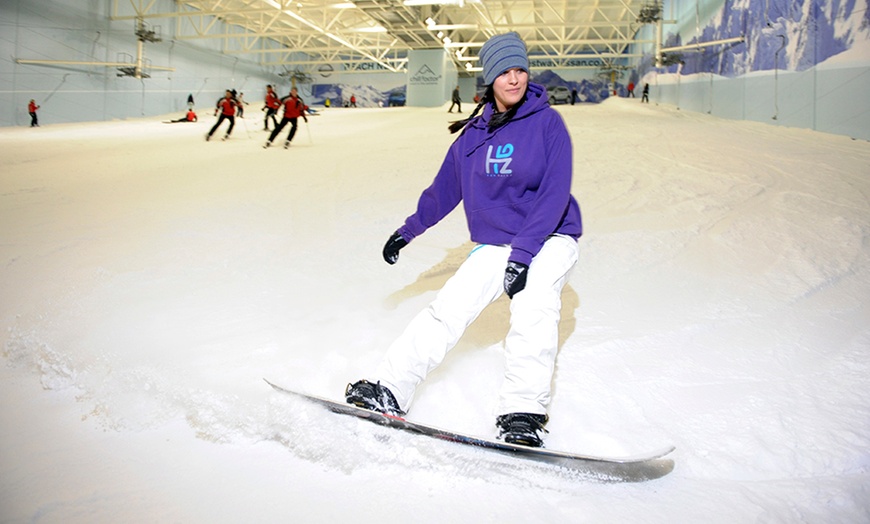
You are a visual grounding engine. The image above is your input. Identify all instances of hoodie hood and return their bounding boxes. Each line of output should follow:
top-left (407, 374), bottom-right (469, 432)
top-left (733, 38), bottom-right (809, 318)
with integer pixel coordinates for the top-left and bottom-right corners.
top-left (398, 80), bottom-right (582, 265)
top-left (463, 82), bottom-right (549, 157)
top-left (482, 81), bottom-right (549, 122)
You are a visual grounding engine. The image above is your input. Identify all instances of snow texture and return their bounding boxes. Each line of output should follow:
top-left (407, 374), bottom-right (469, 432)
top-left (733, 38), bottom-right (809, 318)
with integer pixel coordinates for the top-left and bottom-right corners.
top-left (1, 98), bottom-right (869, 522)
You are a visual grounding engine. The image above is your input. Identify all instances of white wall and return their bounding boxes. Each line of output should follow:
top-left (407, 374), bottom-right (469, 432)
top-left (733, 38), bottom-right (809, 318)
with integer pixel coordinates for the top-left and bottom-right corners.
top-left (1, 0), bottom-right (278, 126)
top-left (637, 0), bottom-right (870, 140)
top-left (457, 76), bottom-right (477, 109)
top-left (648, 60), bottom-right (870, 139)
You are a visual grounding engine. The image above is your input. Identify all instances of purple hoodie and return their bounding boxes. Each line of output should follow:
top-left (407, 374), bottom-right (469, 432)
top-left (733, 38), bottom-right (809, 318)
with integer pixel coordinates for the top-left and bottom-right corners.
top-left (398, 82), bottom-right (582, 266)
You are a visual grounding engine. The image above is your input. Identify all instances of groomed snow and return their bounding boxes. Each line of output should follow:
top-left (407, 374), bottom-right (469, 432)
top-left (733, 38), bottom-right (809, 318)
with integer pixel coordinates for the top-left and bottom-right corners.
top-left (1, 98), bottom-right (869, 522)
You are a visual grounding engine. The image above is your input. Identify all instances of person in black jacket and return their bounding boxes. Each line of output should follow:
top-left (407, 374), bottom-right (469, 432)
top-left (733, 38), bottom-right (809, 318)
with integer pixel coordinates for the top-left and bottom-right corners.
top-left (448, 85), bottom-right (461, 113)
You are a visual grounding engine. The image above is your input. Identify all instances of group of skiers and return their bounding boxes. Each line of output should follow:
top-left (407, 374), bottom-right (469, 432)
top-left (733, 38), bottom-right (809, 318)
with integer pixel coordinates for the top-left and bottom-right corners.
top-left (25, 76), bottom-right (650, 133)
top-left (204, 85), bottom-right (308, 147)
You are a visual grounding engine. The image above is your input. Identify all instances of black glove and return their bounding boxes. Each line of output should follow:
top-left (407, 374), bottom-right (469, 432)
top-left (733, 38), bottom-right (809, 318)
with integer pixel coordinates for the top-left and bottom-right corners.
top-left (504, 261), bottom-right (529, 299)
top-left (382, 231), bottom-right (408, 265)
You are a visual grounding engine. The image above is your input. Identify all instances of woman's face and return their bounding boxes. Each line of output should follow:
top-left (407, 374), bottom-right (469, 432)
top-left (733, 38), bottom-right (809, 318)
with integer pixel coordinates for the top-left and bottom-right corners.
top-left (492, 67), bottom-right (529, 112)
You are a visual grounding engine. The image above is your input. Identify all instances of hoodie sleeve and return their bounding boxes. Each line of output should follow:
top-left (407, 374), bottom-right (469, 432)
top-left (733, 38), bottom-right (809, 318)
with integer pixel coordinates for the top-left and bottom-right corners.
top-left (508, 111), bottom-right (574, 265)
top-left (398, 145), bottom-right (462, 242)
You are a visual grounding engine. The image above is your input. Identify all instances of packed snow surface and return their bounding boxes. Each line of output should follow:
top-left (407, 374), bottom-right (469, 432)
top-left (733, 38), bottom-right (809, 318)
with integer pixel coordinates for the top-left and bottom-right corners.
top-left (1, 99), bottom-right (869, 522)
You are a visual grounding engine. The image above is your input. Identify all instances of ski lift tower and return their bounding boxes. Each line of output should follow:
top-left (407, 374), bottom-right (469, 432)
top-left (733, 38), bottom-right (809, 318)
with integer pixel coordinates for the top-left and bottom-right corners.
top-left (15, 16), bottom-right (174, 82)
top-left (117, 17), bottom-right (162, 78)
top-left (637, 1), bottom-right (665, 67)
top-left (597, 62), bottom-right (629, 95)
top-left (279, 67), bottom-right (314, 90)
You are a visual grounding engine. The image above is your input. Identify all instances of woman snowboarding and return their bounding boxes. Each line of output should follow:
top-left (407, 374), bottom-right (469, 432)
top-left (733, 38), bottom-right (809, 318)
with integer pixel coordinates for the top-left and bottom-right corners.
top-left (345, 32), bottom-right (582, 448)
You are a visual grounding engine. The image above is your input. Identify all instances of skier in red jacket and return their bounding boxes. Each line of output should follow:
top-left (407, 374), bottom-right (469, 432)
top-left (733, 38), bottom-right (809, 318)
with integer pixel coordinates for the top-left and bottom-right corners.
top-left (165, 109), bottom-right (198, 123)
top-left (263, 85), bottom-right (280, 131)
top-left (263, 87), bottom-right (308, 149)
top-left (206, 90), bottom-right (241, 141)
top-left (28, 99), bottom-right (40, 127)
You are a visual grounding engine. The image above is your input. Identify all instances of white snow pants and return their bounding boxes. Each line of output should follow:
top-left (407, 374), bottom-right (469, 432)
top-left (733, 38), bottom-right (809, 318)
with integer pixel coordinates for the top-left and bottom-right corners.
top-left (375, 234), bottom-right (579, 416)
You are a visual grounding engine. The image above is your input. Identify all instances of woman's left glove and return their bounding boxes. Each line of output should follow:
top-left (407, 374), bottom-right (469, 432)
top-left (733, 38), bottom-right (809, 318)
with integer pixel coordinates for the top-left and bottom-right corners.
top-left (382, 231), bottom-right (408, 265)
top-left (504, 261), bottom-right (529, 298)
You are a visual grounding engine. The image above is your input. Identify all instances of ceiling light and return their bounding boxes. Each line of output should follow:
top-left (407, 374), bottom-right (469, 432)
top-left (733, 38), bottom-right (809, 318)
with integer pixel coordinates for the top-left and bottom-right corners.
top-left (352, 25), bottom-right (388, 32)
top-left (404, 0), bottom-right (480, 5)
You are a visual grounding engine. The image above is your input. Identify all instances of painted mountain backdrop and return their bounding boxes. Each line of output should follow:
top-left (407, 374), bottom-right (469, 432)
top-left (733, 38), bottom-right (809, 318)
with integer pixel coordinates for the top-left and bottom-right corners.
top-left (640, 0), bottom-right (870, 76)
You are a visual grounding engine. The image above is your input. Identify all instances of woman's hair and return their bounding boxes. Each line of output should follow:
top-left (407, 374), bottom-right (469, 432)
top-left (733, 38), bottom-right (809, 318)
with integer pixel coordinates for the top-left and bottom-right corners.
top-left (447, 84), bottom-right (527, 135)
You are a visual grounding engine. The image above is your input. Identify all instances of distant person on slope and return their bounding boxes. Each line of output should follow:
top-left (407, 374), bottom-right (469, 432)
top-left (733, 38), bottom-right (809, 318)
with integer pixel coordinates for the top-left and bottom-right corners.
top-left (263, 85), bottom-right (280, 131)
top-left (448, 85), bottom-right (461, 113)
top-left (263, 87), bottom-right (308, 149)
top-left (28, 99), bottom-right (40, 127)
top-left (236, 92), bottom-right (249, 118)
top-left (165, 109), bottom-right (198, 123)
top-left (345, 32), bottom-right (582, 448)
top-left (206, 90), bottom-right (241, 141)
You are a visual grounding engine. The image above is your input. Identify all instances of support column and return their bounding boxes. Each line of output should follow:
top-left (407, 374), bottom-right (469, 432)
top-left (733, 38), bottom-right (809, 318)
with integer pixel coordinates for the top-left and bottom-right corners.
top-left (407, 49), bottom-right (457, 107)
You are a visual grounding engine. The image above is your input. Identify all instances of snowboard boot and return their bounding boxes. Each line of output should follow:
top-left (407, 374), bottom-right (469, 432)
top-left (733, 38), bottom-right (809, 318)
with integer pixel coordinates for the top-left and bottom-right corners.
top-left (496, 412), bottom-right (549, 448)
top-left (345, 380), bottom-right (405, 417)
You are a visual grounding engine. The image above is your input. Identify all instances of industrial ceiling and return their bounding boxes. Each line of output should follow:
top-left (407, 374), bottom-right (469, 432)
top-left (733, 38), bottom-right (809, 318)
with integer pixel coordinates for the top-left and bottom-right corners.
top-left (111, 0), bottom-right (655, 76)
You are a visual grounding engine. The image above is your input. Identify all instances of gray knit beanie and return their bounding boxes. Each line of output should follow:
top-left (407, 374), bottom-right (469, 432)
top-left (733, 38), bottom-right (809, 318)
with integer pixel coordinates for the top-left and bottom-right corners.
top-left (479, 32), bottom-right (529, 85)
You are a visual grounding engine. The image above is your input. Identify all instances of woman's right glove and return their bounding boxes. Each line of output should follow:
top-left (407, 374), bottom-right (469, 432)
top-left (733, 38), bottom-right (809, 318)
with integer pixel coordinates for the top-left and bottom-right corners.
top-left (382, 231), bottom-right (408, 265)
top-left (504, 261), bottom-right (529, 298)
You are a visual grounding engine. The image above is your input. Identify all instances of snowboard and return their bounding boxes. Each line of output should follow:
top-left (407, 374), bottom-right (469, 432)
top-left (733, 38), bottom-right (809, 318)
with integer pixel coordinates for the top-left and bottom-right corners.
top-left (264, 379), bottom-right (675, 482)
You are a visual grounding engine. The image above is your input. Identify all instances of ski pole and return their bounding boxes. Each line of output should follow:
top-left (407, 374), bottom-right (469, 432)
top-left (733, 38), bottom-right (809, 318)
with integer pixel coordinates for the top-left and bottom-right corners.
top-left (240, 113), bottom-right (251, 139)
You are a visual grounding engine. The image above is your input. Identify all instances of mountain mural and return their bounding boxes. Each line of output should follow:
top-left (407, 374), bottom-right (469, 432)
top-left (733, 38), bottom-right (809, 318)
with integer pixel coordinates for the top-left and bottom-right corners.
top-left (640, 0), bottom-right (870, 77)
top-left (310, 83), bottom-right (406, 108)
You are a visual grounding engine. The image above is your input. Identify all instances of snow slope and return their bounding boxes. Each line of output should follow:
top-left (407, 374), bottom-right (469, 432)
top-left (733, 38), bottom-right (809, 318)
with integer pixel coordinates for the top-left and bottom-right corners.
top-left (1, 100), bottom-right (869, 522)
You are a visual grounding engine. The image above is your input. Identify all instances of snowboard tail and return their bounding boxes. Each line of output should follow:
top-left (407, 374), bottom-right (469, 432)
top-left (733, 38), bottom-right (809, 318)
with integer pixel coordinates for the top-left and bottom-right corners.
top-left (264, 379), bottom-right (675, 482)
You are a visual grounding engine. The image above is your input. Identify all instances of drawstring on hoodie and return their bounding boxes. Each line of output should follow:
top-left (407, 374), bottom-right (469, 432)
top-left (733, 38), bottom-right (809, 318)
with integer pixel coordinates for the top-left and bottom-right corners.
top-left (459, 83), bottom-right (546, 158)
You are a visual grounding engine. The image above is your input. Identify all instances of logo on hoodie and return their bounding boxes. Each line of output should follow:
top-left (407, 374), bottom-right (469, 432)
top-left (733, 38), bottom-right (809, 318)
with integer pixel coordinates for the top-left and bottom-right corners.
top-left (486, 143), bottom-right (514, 176)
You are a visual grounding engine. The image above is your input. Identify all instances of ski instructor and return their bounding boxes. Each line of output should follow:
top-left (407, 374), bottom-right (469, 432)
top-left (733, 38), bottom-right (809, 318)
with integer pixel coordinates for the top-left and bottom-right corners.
top-left (345, 32), bottom-right (582, 448)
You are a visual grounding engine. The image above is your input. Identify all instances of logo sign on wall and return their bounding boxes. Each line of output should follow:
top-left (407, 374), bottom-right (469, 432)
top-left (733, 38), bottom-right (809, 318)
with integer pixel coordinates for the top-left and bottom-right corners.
top-left (318, 64), bottom-right (334, 78)
top-left (410, 64), bottom-right (441, 85)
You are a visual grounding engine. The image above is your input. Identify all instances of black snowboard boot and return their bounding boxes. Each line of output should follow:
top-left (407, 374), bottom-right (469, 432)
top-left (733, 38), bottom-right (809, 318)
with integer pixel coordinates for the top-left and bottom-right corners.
top-left (345, 380), bottom-right (405, 417)
top-left (496, 412), bottom-right (549, 448)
